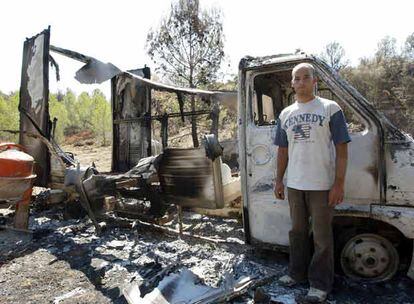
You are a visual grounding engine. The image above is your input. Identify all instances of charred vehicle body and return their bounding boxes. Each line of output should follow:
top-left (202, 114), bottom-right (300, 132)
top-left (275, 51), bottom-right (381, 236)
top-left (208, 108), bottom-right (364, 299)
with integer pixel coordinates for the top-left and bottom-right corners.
top-left (5, 28), bottom-right (414, 283)
top-left (238, 54), bottom-right (414, 282)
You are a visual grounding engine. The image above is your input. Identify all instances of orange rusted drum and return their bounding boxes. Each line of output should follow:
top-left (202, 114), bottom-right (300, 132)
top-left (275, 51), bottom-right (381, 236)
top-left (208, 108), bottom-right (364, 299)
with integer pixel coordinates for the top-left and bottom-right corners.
top-left (0, 143), bottom-right (36, 229)
top-left (0, 143), bottom-right (34, 178)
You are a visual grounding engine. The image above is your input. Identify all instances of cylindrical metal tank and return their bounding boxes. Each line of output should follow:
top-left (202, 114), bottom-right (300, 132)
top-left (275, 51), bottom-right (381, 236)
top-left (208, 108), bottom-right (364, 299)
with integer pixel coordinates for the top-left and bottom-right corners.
top-left (0, 143), bottom-right (36, 229)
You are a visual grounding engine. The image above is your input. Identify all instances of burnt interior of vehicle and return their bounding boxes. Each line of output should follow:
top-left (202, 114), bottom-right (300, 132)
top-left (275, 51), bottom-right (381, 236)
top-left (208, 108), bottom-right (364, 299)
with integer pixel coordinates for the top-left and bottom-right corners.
top-left (252, 69), bottom-right (365, 132)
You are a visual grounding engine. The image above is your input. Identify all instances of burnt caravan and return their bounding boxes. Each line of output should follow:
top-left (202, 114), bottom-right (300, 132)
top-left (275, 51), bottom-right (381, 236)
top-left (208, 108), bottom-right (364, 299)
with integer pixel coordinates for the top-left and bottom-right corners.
top-left (17, 28), bottom-right (240, 231)
top-left (238, 54), bottom-right (414, 282)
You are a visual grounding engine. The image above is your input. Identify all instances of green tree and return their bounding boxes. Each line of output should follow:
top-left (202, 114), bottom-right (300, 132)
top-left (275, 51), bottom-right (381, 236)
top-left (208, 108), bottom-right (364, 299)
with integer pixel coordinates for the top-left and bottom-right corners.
top-left (375, 36), bottom-right (397, 62)
top-left (76, 92), bottom-right (95, 131)
top-left (341, 33), bottom-right (414, 136)
top-left (62, 89), bottom-right (81, 135)
top-left (49, 93), bottom-right (69, 143)
top-left (146, 0), bottom-right (225, 147)
top-left (403, 32), bottom-right (414, 59)
top-left (0, 91), bottom-right (19, 142)
top-left (91, 89), bottom-right (112, 146)
top-left (320, 41), bottom-right (348, 71)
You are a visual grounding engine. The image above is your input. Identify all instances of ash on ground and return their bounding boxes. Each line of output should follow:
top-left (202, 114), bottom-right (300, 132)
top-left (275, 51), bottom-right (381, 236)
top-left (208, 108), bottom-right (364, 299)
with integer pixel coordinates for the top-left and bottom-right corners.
top-left (1, 202), bottom-right (413, 304)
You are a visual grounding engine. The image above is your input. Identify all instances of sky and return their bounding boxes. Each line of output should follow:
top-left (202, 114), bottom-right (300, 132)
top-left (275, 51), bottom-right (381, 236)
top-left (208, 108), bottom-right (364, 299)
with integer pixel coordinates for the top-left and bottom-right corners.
top-left (0, 0), bottom-right (413, 98)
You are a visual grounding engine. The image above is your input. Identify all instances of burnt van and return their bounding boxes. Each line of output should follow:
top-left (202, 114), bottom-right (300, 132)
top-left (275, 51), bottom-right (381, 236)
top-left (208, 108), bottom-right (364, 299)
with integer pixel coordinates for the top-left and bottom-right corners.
top-left (238, 53), bottom-right (414, 282)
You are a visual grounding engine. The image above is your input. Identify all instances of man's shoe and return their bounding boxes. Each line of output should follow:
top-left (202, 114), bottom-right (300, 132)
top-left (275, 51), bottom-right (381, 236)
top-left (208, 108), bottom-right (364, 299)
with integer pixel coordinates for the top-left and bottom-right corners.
top-left (278, 275), bottom-right (299, 287)
top-left (304, 287), bottom-right (327, 303)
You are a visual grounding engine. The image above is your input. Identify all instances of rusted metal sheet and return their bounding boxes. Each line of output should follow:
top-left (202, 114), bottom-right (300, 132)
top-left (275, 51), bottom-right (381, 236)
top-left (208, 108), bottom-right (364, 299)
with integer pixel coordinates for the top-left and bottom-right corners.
top-left (19, 28), bottom-right (51, 186)
top-left (158, 148), bottom-right (224, 209)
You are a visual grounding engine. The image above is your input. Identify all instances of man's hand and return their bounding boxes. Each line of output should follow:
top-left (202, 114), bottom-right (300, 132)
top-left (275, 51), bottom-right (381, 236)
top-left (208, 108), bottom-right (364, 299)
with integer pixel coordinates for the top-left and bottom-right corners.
top-left (275, 146), bottom-right (288, 200)
top-left (274, 180), bottom-right (285, 200)
top-left (329, 182), bottom-right (344, 206)
top-left (330, 143), bottom-right (348, 207)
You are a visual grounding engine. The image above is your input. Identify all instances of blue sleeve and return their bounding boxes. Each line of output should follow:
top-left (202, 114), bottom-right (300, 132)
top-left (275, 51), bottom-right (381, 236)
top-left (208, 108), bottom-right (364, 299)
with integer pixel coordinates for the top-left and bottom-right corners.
top-left (329, 110), bottom-right (351, 145)
top-left (274, 119), bottom-right (288, 147)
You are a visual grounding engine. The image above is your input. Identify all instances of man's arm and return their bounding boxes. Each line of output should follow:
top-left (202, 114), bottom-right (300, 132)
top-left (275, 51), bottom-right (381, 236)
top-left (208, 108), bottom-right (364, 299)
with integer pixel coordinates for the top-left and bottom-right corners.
top-left (274, 116), bottom-right (288, 199)
top-left (275, 147), bottom-right (288, 200)
top-left (329, 143), bottom-right (348, 206)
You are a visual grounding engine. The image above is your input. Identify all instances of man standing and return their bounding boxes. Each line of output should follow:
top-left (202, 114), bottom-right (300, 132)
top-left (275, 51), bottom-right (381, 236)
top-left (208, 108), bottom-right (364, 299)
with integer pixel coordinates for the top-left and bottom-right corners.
top-left (274, 63), bottom-right (351, 302)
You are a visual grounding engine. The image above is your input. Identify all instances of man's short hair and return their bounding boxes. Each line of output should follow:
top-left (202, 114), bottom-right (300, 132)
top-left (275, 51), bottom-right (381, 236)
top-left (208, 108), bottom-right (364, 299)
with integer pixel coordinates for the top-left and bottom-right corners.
top-left (292, 63), bottom-right (316, 78)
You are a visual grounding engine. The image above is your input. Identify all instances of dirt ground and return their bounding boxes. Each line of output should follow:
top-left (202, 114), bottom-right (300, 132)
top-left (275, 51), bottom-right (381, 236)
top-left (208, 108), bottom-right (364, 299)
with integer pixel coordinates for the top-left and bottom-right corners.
top-left (1, 199), bottom-right (414, 304)
top-left (1, 144), bottom-right (414, 303)
top-left (60, 143), bottom-right (112, 172)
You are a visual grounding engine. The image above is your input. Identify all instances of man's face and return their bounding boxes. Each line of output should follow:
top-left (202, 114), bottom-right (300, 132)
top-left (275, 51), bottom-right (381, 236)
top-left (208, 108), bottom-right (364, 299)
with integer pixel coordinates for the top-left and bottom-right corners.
top-left (291, 67), bottom-right (317, 96)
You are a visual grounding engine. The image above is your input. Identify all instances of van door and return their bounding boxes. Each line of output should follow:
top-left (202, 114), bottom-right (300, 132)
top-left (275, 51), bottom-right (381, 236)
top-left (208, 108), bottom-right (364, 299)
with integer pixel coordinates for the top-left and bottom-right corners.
top-left (240, 69), bottom-right (292, 247)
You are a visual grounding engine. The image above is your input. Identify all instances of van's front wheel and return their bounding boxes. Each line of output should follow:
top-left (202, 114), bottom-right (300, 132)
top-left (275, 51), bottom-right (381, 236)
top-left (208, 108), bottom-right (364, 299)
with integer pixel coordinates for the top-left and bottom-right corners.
top-left (340, 233), bottom-right (399, 282)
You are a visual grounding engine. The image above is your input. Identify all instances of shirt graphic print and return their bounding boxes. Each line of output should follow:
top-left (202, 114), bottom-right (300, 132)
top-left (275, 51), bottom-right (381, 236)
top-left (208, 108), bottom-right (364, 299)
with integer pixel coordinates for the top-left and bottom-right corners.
top-left (293, 124), bottom-right (311, 140)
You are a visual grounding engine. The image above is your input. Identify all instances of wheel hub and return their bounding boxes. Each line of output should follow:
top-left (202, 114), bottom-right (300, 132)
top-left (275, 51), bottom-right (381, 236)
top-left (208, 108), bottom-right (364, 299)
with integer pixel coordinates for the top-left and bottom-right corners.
top-left (340, 233), bottom-right (399, 281)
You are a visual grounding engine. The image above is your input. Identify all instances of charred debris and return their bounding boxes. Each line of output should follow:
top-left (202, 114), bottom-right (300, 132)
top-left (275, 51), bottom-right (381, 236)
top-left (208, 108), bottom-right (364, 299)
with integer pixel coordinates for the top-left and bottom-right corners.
top-left (13, 27), bottom-right (241, 228)
top-left (0, 27), bottom-right (259, 304)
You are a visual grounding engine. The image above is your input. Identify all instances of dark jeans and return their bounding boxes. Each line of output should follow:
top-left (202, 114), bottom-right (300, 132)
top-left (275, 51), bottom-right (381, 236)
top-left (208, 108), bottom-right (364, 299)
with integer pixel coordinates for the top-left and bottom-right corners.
top-left (287, 187), bottom-right (334, 292)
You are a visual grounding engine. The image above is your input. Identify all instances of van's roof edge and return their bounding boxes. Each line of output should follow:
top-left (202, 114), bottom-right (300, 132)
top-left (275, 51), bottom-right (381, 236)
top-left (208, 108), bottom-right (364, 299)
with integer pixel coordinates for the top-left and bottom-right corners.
top-left (238, 53), bottom-right (312, 70)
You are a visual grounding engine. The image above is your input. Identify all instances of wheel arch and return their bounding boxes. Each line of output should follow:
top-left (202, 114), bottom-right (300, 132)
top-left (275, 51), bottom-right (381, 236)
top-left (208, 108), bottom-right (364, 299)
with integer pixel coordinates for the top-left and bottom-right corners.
top-left (333, 211), bottom-right (414, 281)
top-left (333, 215), bottom-right (406, 242)
top-left (334, 205), bottom-right (414, 240)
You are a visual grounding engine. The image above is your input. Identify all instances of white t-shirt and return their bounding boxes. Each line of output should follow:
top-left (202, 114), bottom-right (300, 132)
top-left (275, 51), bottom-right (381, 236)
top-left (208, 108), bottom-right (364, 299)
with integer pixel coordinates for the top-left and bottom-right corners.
top-left (274, 97), bottom-right (351, 191)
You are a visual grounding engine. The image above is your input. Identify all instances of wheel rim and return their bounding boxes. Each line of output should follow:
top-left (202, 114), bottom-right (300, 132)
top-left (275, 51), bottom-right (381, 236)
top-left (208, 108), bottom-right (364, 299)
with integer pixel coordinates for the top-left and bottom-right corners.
top-left (340, 233), bottom-right (399, 281)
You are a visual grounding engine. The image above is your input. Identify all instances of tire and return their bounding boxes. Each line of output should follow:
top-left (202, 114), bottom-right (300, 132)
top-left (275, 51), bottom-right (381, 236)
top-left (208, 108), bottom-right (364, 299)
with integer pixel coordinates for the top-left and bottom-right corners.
top-left (338, 232), bottom-right (399, 282)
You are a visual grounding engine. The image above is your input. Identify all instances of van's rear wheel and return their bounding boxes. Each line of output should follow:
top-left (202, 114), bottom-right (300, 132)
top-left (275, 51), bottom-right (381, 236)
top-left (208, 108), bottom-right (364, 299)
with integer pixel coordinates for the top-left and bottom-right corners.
top-left (340, 233), bottom-right (399, 282)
